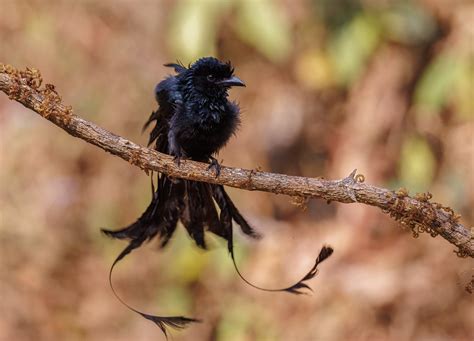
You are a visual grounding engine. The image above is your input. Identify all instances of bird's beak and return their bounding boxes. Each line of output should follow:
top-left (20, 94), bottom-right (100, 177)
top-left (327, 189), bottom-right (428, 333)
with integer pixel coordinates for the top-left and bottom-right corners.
top-left (218, 76), bottom-right (246, 87)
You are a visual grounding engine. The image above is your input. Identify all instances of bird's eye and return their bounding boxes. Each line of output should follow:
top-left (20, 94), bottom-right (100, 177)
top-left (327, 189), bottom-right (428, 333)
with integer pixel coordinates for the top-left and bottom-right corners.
top-left (207, 74), bottom-right (215, 81)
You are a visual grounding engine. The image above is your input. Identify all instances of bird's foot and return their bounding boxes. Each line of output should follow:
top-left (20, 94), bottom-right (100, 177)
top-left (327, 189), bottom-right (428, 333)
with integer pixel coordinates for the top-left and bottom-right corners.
top-left (173, 155), bottom-right (183, 167)
top-left (208, 157), bottom-right (222, 177)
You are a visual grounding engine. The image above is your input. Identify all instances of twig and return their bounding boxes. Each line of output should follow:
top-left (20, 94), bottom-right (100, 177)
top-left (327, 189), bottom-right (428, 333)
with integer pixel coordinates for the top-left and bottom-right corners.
top-left (1, 63), bottom-right (472, 258)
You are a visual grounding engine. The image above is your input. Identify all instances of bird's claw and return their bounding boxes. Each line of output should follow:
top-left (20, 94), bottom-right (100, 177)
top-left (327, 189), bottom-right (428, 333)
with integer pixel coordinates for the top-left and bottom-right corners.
top-left (173, 155), bottom-right (182, 167)
top-left (208, 157), bottom-right (221, 177)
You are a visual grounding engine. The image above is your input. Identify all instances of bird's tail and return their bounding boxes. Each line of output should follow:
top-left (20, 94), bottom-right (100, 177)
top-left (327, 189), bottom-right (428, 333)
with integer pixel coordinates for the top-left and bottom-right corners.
top-left (101, 175), bottom-right (198, 337)
top-left (210, 185), bottom-right (333, 295)
top-left (101, 175), bottom-right (333, 337)
top-left (101, 176), bottom-right (260, 246)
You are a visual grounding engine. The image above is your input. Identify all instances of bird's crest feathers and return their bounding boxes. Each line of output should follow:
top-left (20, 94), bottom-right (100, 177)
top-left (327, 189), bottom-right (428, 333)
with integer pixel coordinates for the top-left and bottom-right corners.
top-left (164, 61), bottom-right (187, 73)
top-left (190, 57), bottom-right (235, 79)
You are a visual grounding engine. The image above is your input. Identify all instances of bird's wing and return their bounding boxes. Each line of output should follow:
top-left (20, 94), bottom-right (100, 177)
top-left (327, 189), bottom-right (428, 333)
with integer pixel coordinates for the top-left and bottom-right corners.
top-left (143, 76), bottom-right (183, 152)
top-left (154, 76), bottom-right (182, 110)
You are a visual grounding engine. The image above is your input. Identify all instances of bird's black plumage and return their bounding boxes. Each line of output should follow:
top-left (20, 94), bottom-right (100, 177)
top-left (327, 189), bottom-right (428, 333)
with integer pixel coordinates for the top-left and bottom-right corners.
top-left (102, 57), bottom-right (333, 337)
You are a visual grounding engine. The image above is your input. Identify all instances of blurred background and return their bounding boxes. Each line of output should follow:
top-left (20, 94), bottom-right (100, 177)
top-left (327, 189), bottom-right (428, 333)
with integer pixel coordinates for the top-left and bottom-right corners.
top-left (1, 0), bottom-right (473, 340)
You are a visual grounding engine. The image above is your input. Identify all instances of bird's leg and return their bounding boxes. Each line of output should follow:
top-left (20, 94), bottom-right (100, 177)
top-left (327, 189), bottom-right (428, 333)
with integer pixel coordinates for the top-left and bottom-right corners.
top-left (208, 156), bottom-right (221, 177)
top-left (173, 148), bottom-right (187, 167)
top-left (173, 155), bottom-right (182, 167)
top-left (170, 151), bottom-right (188, 184)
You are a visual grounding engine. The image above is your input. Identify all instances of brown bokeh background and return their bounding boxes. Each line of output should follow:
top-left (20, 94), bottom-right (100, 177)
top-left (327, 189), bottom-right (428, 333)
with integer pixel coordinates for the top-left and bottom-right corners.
top-left (1, 1), bottom-right (473, 340)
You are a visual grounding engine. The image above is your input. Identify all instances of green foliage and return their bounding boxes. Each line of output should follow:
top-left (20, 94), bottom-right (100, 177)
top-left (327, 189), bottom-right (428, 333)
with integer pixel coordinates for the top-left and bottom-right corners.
top-left (452, 57), bottom-right (474, 120)
top-left (312, 0), bottom-right (362, 29)
top-left (156, 285), bottom-right (195, 316)
top-left (382, 1), bottom-right (437, 45)
top-left (216, 298), bottom-right (278, 341)
top-left (415, 54), bottom-right (463, 113)
top-left (169, 0), bottom-right (231, 62)
top-left (399, 136), bottom-right (436, 192)
top-left (328, 13), bottom-right (382, 85)
top-left (165, 226), bottom-right (211, 283)
top-left (233, 0), bottom-right (291, 62)
top-left (415, 52), bottom-right (473, 119)
top-left (169, 0), bottom-right (291, 63)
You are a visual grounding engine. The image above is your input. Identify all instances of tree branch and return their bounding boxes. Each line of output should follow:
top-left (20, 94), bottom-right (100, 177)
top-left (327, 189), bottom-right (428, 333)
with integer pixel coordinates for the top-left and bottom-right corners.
top-left (1, 63), bottom-right (472, 258)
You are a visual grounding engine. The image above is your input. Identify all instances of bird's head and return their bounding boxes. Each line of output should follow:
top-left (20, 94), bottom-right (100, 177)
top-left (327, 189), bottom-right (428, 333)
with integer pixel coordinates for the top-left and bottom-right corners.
top-left (185, 57), bottom-right (245, 97)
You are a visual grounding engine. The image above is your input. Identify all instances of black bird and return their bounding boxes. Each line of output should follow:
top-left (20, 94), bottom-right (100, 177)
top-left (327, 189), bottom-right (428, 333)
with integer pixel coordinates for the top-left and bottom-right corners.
top-left (102, 57), bottom-right (333, 337)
